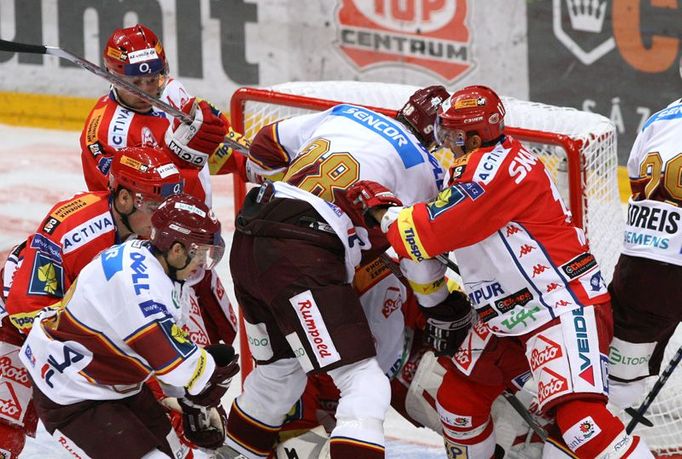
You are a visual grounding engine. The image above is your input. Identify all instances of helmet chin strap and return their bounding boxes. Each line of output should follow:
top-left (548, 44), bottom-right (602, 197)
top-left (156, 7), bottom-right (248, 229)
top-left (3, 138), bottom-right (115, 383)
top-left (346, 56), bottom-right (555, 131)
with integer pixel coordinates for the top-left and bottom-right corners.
top-left (110, 87), bottom-right (157, 114)
top-left (163, 248), bottom-right (192, 283)
top-left (112, 192), bottom-right (137, 237)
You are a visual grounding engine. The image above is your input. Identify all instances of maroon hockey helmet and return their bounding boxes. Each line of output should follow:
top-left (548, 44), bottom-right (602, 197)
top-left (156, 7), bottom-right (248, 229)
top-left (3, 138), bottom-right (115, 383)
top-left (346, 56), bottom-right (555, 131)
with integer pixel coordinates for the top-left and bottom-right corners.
top-left (103, 24), bottom-right (168, 79)
top-left (150, 194), bottom-right (224, 270)
top-left (397, 85), bottom-right (450, 146)
top-left (109, 146), bottom-right (184, 212)
top-left (435, 85), bottom-right (506, 148)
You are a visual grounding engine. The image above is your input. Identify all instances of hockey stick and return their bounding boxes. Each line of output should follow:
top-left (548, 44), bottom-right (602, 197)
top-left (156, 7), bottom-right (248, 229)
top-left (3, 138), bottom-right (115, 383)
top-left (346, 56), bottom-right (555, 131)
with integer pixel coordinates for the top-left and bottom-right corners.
top-left (625, 344), bottom-right (682, 434)
top-left (0, 38), bottom-right (250, 155)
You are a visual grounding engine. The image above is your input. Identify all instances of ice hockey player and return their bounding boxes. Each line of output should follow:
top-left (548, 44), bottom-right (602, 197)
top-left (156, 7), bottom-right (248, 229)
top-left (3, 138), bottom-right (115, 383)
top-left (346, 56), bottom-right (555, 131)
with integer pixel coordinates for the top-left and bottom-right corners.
top-left (18, 193), bottom-right (238, 458)
top-left (245, 85), bottom-right (472, 356)
top-left (0, 145), bottom-right (184, 457)
top-left (78, 22), bottom-right (240, 350)
top-left (223, 86), bottom-right (473, 459)
top-left (80, 23), bottom-right (249, 203)
top-left (607, 96), bottom-right (682, 411)
top-left (347, 85), bottom-right (654, 458)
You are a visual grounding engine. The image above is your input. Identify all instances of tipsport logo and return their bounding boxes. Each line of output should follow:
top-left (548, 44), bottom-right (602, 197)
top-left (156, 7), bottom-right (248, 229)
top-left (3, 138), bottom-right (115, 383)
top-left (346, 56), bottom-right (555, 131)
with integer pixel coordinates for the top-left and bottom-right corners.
top-left (335, 0), bottom-right (475, 83)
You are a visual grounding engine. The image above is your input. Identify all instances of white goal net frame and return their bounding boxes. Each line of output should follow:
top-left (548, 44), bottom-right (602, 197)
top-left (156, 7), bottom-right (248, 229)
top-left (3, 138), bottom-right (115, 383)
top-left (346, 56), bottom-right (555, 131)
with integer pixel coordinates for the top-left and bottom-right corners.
top-left (228, 81), bottom-right (680, 456)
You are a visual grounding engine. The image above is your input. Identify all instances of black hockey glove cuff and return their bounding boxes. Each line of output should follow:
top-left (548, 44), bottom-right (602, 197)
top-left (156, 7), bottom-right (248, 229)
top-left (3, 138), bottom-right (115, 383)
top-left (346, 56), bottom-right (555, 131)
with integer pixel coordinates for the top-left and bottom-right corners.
top-left (420, 291), bottom-right (473, 357)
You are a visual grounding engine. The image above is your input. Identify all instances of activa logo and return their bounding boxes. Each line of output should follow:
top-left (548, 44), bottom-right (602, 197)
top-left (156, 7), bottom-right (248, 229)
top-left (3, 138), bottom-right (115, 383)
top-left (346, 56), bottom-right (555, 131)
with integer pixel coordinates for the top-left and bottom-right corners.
top-left (336, 0), bottom-right (475, 83)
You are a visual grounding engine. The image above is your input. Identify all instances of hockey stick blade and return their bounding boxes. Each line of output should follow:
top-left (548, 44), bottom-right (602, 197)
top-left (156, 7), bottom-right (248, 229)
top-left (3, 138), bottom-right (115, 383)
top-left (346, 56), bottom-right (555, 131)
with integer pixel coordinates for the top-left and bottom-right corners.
top-left (625, 344), bottom-right (682, 434)
top-left (0, 38), bottom-right (249, 156)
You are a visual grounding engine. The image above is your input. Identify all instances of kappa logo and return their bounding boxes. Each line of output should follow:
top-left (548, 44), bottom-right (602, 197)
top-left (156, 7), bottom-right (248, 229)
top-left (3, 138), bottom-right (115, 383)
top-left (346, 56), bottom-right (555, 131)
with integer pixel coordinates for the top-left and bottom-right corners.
top-left (335, 0), bottom-right (475, 83)
top-left (553, 0), bottom-right (615, 65)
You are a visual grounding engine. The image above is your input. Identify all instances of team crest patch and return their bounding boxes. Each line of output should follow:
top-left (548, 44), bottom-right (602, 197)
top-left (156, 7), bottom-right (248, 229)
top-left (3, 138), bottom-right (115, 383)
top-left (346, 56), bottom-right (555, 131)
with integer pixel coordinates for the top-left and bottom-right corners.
top-left (28, 253), bottom-right (64, 297)
top-left (335, 1), bottom-right (475, 83)
top-left (159, 317), bottom-right (196, 359)
top-left (426, 186), bottom-right (466, 219)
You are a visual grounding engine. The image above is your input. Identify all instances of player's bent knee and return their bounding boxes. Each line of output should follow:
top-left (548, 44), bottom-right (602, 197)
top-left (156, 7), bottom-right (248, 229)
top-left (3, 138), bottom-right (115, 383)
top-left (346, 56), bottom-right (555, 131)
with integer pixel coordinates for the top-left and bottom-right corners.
top-left (240, 358), bottom-right (308, 423)
top-left (555, 398), bottom-right (653, 458)
top-left (328, 357), bottom-right (391, 421)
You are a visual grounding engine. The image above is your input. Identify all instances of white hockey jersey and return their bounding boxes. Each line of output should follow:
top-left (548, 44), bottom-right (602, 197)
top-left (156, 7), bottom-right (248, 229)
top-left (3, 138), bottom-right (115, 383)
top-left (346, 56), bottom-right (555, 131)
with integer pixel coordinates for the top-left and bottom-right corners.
top-left (19, 240), bottom-right (216, 405)
top-left (624, 98), bottom-right (682, 266)
top-left (248, 104), bottom-right (449, 306)
top-left (248, 104), bottom-right (444, 206)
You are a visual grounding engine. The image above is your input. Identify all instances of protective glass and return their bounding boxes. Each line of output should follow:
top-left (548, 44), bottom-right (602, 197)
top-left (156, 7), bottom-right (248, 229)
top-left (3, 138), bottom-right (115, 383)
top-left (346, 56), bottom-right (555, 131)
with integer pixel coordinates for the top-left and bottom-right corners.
top-left (434, 119), bottom-right (466, 151)
top-left (187, 238), bottom-right (225, 271)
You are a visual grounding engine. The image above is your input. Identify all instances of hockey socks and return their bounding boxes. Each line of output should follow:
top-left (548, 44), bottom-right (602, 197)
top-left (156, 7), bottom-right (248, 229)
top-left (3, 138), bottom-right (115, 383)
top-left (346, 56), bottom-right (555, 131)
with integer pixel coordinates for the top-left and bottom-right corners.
top-left (225, 399), bottom-right (281, 458)
top-left (555, 399), bottom-right (653, 458)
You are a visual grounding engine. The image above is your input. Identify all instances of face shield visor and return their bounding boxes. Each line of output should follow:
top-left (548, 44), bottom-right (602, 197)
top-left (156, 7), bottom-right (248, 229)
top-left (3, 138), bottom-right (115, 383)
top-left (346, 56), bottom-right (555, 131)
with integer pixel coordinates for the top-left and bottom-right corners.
top-left (185, 235), bottom-right (225, 271)
top-left (116, 70), bottom-right (168, 97)
top-left (132, 180), bottom-right (184, 214)
top-left (434, 118), bottom-right (467, 153)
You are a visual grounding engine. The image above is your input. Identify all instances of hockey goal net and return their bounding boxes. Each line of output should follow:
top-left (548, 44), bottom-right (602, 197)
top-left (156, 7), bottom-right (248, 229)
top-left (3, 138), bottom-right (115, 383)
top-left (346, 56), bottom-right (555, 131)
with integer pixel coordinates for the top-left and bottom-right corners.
top-left (228, 81), bottom-right (681, 456)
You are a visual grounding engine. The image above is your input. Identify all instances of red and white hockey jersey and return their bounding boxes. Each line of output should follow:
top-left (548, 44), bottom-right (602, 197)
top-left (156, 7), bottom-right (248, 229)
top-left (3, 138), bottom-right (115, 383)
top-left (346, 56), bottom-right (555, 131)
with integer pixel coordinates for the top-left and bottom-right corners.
top-left (249, 104), bottom-right (449, 305)
top-left (4, 192), bottom-right (119, 332)
top-left (80, 79), bottom-right (246, 206)
top-left (383, 135), bottom-right (610, 336)
top-left (623, 98), bottom-right (682, 266)
top-left (19, 240), bottom-right (216, 405)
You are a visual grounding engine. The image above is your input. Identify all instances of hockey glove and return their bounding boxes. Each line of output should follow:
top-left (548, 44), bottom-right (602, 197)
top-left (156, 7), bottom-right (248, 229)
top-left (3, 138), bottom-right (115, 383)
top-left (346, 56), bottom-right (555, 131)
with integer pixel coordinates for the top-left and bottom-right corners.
top-left (183, 344), bottom-right (239, 408)
top-left (177, 402), bottom-right (228, 450)
top-left (420, 291), bottom-right (473, 356)
top-left (165, 97), bottom-right (227, 169)
top-left (345, 180), bottom-right (403, 226)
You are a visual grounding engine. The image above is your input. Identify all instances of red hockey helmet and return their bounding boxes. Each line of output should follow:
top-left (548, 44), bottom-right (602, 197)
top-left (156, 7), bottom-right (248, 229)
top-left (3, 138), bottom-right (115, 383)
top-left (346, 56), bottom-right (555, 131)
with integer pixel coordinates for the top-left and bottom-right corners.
top-left (151, 194), bottom-right (224, 270)
top-left (109, 146), bottom-right (184, 212)
top-left (397, 85), bottom-right (450, 146)
top-left (435, 85), bottom-right (506, 148)
top-left (103, 24), bottom-right (168, 79)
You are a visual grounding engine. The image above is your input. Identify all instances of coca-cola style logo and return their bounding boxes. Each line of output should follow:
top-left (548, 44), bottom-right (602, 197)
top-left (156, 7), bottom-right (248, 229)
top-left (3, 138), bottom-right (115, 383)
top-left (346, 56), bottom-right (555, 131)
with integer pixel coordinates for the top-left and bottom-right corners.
top-left (537, 367), bottom-right (569, 404)
top-left (529, 335), bottom-right (563, 371)
top-left (0, 382), bottom-right (21, 421)
top-left (335, 0), bottom-right (475, 82)
top-left (0, 356), bottom-right (30, 388)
